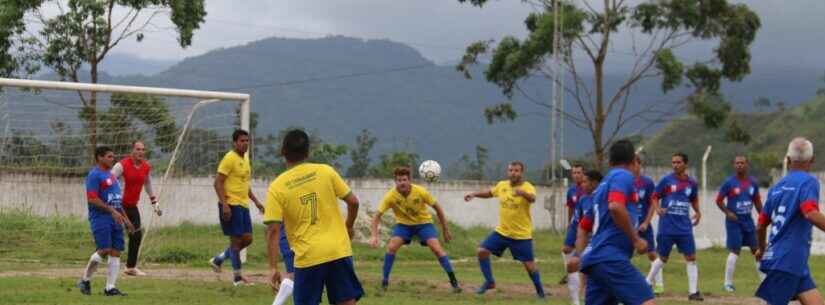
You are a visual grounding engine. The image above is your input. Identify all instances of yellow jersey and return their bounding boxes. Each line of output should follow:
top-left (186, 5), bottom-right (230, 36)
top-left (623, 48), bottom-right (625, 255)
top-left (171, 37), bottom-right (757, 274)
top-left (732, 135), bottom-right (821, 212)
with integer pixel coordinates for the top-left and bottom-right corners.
top-left (490, 180), bottom-right (536, 239)
top-left (216, 150), bottom-right (251, 207)
top-left (378, 184), bottom-right (437, 225)
top-left (263, 163), bottom-right (353, 268)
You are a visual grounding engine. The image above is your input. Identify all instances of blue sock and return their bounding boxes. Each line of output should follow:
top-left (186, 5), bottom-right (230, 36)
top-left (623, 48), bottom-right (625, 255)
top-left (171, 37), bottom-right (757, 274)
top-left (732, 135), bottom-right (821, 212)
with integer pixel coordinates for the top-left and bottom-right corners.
top-left (229, 248), bottom-right (242, 271)
top-left (438, 255), bottom-right (454, 274)
top-left (213, 247), bottom-right (230, 265)
top-left (382, 253), bottom-right (396, 282)
top-left (529, 271), bottom-right (545, 297)
top-left (479, 257), bottom-right (494, 284)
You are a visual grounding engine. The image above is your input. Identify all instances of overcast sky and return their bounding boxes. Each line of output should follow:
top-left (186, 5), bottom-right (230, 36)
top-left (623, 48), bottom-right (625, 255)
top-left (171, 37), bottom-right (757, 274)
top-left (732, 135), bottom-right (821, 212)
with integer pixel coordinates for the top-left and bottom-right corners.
top-left (31, 0), bottom-right (825, 72)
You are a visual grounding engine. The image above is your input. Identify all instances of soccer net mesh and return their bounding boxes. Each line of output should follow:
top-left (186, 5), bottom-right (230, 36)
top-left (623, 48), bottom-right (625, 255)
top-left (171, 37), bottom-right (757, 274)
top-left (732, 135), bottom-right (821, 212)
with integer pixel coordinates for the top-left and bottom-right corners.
top-left (0, 78), bottom-right (249, 265)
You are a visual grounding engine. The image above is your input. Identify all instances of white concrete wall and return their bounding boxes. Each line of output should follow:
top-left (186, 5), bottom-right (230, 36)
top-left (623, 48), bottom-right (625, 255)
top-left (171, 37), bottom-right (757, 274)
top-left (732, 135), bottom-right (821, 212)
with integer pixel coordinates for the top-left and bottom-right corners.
top-left (3, 173), bottom-right (825, 253)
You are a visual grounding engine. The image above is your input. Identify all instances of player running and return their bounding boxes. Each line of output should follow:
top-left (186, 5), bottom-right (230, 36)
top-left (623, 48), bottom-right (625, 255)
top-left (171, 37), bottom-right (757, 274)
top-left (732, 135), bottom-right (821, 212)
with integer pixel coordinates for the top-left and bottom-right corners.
top-left (264, 129), bottom-right (363, 305)
top-left (567, 140), bottom-right (656, 305)
top-left (715, 155), bottom-right (764, 292)
top-left (111, 140), bottom-right (160, 276)
top-left (77, 146), bottom-right (135, 296)
top-left (565, 169), bottom-right (602, 305)
top-left (634, 154), bottom-right (663, 293)
top-left (208, 130), bottom-right (264, 286)
top-left (645, 153), bottom-right (703, 301)
top-left (464, 161), bottom-right (546, 299)
top-left (561, 164), bottom-right (586, 285)
top-left (368, 166), bottom-right (461, 293)
top-left (756, 137), bottom-right (825, 305)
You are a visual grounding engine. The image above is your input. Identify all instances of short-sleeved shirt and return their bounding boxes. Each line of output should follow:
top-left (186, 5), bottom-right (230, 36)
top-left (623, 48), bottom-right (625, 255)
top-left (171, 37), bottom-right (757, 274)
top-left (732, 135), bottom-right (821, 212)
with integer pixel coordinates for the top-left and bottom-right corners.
top-left (119, 157), bottom-right (152, 207)
top-left (378, 184), bottom-right (437, 225)
top-left (717, 175), bottom-right (761, 231)
top-left (572, 194), bottom-right (593, 227)
top-left (263, 163), bottom-right (353, 268)
top-left (491, 180), bottom-right (537, 240)
top-left (217, 150), bottom-right (251, 207)
top-left (655, 173), bottom-right (699, 236)
top-left (759, 171), bottom-right (820, 276)
top-left (580, 168), bottom-right (639, 269)
top-left (567, 185), bottom-right (585, 208)
top-left (86, 166), bottom-right (123, 220)
top-left (635, 176), bottom-right (656, 224)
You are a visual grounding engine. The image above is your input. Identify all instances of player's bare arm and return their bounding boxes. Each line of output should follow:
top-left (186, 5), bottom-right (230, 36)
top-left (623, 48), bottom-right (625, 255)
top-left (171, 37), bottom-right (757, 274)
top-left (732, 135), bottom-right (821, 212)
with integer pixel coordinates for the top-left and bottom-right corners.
top-left (249, 188), bottom-right (264, 213)
top-left (214, 173), bottom-right (230, 221)
top-left (804, 210), bottom-right (825, 232)
top-left (641, 197), bottom-right (658, 232)
top-left (514, 189), bottom-right (535, 203)
top-left (654, 195), bottom-right (667, 216)
top-left (755, 215), bottom-right (770, 260)
top-left (715, 196), bottom-right (738, 221)
top-left (369, 211), bottom-right (384, 248)
top-left (568, 225), bottom-right (591, 272)
top-left (432, 204), bottom-right (452, 243)
top-left (265, 223), bottom-right (282, 291)
top-left (464, 190), bottom-right (492, 201)
top-left (608, 201), bottom-right (647, 254)
top-left (691, 198), bottom-right (702, 226)
top-left (343, 193), bottom-right (360, 239)
top-left (754, 194), bottom-right (764, 213)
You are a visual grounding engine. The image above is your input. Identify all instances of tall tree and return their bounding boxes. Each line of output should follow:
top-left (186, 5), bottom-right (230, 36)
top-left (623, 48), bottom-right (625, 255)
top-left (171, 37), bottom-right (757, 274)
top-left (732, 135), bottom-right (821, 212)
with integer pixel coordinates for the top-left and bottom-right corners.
top-left (369, 151), bottom-right (420, 178)
top-left (0, 0), bottom-right (207, 157)
top-left (457, 0), bottom-right (760, 168)
top-left (346, 129), bottom-right (377, 178)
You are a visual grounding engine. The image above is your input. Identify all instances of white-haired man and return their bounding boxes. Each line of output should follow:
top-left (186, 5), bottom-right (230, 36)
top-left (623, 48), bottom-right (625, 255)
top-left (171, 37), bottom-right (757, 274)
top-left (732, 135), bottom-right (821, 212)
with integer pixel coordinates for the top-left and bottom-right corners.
top-left (756, 137), bottom-right (825, 305)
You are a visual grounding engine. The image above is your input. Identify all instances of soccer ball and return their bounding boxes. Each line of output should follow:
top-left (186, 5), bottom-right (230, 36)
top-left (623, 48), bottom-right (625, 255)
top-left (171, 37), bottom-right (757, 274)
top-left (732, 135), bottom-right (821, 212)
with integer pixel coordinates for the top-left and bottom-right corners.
top-left (419, 160), bottom-right (441, 182)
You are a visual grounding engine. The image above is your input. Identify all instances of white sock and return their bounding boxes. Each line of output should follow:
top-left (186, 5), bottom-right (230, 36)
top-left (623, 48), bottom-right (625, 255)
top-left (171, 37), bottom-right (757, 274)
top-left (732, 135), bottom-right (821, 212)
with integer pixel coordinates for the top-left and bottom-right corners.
top-left (272, 278), bottom-right (294, 305)
top-left (687, 261), bottom-right (699, 294)
top-left (567, 272), bottom-right (581, 305)
top-left (647, 258), bottom-right (664, 285)
top-left (82, 252), bottom-right (103, 281)
top-left (725, 253), bottom-right (738, 286)
top-left (562, 252), bottom-right (573, 265)
top-left (656, 267), bottom-right (664, 286)
top-left (106, 256), bottom-right (121, 290)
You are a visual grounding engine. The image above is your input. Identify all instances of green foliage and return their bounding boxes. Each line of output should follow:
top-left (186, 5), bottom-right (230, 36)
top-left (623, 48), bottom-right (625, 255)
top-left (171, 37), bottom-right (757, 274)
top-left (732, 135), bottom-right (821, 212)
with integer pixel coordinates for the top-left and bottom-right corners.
top-left (369, 151), bottom-right (420, 178)
top-left (687, 92), bottom-right (730, 128)
top-left (483, 103), bottom-right (517, 124)
top-left (449, 145), bottom-right (489, 180)
top-left (655, 48), bottom-right (684, 92)
top-left (346, 129), bottom-right (378, 178)
top-left (251, 127), bottom-right (348, 177)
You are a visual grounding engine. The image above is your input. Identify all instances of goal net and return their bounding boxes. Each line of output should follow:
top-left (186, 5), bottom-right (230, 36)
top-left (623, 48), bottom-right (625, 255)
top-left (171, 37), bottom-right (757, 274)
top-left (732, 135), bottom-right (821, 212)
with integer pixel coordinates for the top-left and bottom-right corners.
top-left (0, 78), bottom-right (251, 265)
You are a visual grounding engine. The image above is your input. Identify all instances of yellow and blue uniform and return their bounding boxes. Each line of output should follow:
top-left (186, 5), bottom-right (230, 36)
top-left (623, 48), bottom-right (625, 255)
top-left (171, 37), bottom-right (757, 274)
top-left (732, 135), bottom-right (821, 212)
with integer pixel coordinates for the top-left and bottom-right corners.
top-left (263, 163), bottom-right (363, 305)
top-left (480, 180), bottom-right (537, 261)
top-left (216, 150), bottom-right (253, 236)
top-left (379, 184), bottom-right (439, 245)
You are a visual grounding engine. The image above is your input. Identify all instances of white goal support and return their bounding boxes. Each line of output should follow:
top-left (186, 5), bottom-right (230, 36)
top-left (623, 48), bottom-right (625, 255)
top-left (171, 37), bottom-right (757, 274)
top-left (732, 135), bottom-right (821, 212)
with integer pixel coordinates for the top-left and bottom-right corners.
top-left (0, 77), bottom-right (251, 265)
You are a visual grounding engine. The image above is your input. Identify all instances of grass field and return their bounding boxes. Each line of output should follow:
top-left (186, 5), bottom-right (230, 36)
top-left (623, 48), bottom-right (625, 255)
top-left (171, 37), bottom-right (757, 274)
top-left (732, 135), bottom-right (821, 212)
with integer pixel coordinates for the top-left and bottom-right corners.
top-left (2, 211), bottom-right (822, 305)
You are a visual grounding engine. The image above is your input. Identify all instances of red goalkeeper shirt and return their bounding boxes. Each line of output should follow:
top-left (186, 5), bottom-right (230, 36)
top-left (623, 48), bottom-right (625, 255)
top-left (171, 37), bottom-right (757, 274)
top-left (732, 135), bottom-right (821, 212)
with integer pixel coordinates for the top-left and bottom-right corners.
top-left (119, 157), bottom-right (152, 208)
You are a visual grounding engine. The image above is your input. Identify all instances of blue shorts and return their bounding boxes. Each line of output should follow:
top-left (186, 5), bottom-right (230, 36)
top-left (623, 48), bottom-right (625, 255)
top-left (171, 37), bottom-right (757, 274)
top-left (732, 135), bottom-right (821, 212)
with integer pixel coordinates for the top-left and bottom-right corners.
top-left (280, 231), bottom-right (294, 273)
top-left (583, 260), bottom-right (655, 305)
top-left (564, 222), bottom-right (578, 247)
top-left (218, 203), bottom-right (252, 237)
top-left (294, 257), bottom-right (364, 305)
top-left (639, 228), bottom-right (655, 253)
top-left (756, 270), bottom-right (817, 305)
top-left (726, 222), bottom-right (756, 251)
top-left (657, 234), bottom-right (696, 257)
top-left (393, 223), bottom-right (439, 246)
top-left (480, 231), bottom-right (534, 262)
top-left (90, 216), bottom-right (125, 251)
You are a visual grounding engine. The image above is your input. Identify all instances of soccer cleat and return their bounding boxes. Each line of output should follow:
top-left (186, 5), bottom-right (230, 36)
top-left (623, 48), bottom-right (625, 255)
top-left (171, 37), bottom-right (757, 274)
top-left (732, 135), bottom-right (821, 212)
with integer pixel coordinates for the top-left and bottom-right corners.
top-left (475, 281), bottom-right (495, 295)
top-left (558, 274), bottom-right (568, 285)
top-left (233, 275), bottom-right (254, 287)
top-left (723, 284), bottom-right (736, 292)
top-left (104, 287), bottom-right (127, 296)
top-left (381, 280), bottom-right (389, 291)
top-left (653, 284), bottom-right (665, 294)
top-left (124, 268), bottom-right (147, 276)
top-left (208, 258), bottom-right (221, 273)
top-left (450, 280), bottom-right (462, 293)
top-left (76, 280), bottom-right (91, 295)
top-left (688, 291), bottom-right (704, 301)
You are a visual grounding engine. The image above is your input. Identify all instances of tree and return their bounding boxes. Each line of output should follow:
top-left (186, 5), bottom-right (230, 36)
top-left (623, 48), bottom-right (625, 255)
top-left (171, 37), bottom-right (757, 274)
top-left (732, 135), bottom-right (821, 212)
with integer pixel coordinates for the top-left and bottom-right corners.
top-left (753, 96), bottom-right (771, 112)
top-left (0, 0), bottom-right (207, 158)
top-left (450, 145), bottom-right (489, 180)
top-left (252, 127), bottom-right (348, 176)
top-left (346, 129), bottom-right (377, 178)
top-left (457, 0), bottom-right (760, 169)
top-left (369, 151), bottom-right (420, 178)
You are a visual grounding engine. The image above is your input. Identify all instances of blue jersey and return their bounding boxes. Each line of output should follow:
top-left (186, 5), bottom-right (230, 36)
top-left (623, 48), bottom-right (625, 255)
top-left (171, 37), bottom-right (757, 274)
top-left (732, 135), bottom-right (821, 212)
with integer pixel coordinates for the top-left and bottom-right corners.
top-left (717, 175), bottom-right (761, 231)
top-left (634, 176), bottom-right (655, 224)
top-left (567, 185), bottom-right (585, 209)
top-left (570, 194), bottom-right (593, 227)
top-left (85, 166), bottom-right (123, 220)
top-left (655, 174), bottom-right (698, 236)
top-left (760, 171), bottom-right (820, 276)
top-left (580, 168), bottom-right (639, 269)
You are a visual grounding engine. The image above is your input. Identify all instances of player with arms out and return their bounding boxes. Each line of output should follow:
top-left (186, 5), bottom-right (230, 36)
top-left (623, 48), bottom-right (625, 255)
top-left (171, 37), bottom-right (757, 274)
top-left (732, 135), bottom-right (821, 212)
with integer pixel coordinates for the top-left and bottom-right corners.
top-left (716, 155), bottom-right (764, 292)
top-left (756, 137), bottom-right (825, 305)
top-left (77, 146), bottom-right (135, 296)
top-left (645, 153), bottom-right (704, 301)
top-left (567, 140), bottom-right (656, 305)
top-left (208, 129), bottom-right (264, 286)
top-left (264, 129), bottom-right (364, 305)
top-left (369, 166), bottom-right (460, 293)
top-left (111, 140), bottom-right (160, 276)
top-left (464, 161), bottom-right (546, 299)
top-left (561, 164), bottom-right (586, 284)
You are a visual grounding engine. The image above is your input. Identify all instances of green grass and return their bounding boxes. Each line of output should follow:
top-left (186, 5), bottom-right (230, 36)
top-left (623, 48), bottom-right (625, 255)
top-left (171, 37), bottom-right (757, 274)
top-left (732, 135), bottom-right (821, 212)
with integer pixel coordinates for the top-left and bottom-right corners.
top-left (4, 211), bottom-right (825, 304)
